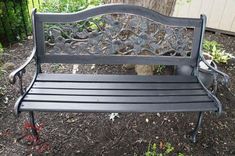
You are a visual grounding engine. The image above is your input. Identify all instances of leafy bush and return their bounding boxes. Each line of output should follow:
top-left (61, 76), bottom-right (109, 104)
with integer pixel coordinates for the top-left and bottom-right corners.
top-left (0, 43), bottom-right (3, 53)
top-left (154, 65), bottom-right (165, 74)
top-left (0, 42), bottom-right (4, 80)
top-left (41, 0), bottom-right (103, 46)
top-left (0, 1), bottom-right (30, 45)
top-left (39, 0), bottom-right (102, 13)
top-left (203, 40), bottom-right (231, 64)
top-left (145, 142), bottom-right (184, 156)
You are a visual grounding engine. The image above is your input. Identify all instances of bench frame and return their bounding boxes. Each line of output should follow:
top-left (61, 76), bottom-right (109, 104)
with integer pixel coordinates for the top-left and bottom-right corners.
top-left (9, 4), bottom-right (229, 143)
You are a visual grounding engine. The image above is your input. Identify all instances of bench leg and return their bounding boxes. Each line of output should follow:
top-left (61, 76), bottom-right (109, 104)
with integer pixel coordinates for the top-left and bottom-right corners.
top-left (28, 111), bottom-right (39, 140)
top-left (189, 112), bottom-right (203, 143)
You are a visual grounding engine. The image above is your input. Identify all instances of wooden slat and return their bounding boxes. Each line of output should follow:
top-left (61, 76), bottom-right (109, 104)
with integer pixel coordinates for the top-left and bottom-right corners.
top-left (42, 55), bottom-right (196, 66)
top-left (36, 74), bottom-right (198, 83)
top-left (24, 95), bottom-right (212, 103)
top-left (29, 88), bottom-right (207, 96)
top-left (33, 82), bottom-right (202, 90)
top-left (20, 102), bottom-right (217, 112)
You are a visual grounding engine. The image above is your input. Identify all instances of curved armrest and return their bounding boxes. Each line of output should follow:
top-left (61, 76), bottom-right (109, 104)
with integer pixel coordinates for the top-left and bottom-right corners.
top-left (199, 53), bottom-right (230, 87)
top-left (9, 47), bottom-right (36, 84)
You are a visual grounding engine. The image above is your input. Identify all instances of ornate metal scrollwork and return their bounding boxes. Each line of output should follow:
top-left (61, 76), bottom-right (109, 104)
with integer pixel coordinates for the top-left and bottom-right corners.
top-left (44, 14), bottom-right (193, 57)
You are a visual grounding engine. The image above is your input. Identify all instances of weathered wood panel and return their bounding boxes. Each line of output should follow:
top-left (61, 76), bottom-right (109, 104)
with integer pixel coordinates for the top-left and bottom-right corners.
top-left (173, 0), bottom-right (235, 32)
top-left (104, 0), bottom-right (176, 16)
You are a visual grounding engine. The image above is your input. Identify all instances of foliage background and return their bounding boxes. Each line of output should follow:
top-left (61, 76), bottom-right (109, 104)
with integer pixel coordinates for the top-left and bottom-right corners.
top-left (0, 1), bottom-right (30, 46)
top-left (39, 0), bottom-right (101, 13)
top-left (0, 0), bottom-right (102, 46)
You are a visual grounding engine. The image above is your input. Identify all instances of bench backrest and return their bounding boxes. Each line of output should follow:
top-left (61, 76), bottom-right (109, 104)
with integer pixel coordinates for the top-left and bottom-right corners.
top-left (32, 4), bottom-right (206, 66)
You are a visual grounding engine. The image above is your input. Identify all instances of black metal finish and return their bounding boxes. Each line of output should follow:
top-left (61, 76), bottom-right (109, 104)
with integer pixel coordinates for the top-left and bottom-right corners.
top-left (33, 4), bottom-right (202, 65)
top-left (10, 9), bottom-right (39, 116)
top-left (36, 4), bottom-right (201, 25)
top-left (197, 15), bottom-right (229, 86)
top-left (32, 82), bottom-right (202, 90)
top-left (29, 88), bottom-right (206, 96)
top-left (189, 112), bottom-right (203, 143)
top-left (42, 55), bottom-right (197, 66)
top-left (198, 15), bottom-right (229, 87)
top-left (18, 74), bottom-right (217, 113)
top-left (36, 73), bottom-right (199, 82)
top-left (44, 14), bottom-right (193, 58)
top-left (9, 9), bottom-right (40, 138)
top-left (195, 15), bottom-right (229, 115)
top-left (9, 4), bottom-right (229, 143)
top-left (21, 102), bottom-right (216, 113)
top-left (9, 9), bottom-right (38, 84)
top-left (28, 111), bottom-right (39, 139)
top-left (24, 95), bottom-right (212, 103)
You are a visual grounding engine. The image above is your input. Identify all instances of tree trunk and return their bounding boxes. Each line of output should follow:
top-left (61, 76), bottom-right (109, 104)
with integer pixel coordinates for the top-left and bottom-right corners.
top-left (104, 0), bottom-right (176, 16)
top-left (104, 0), bottom-right (176, 75)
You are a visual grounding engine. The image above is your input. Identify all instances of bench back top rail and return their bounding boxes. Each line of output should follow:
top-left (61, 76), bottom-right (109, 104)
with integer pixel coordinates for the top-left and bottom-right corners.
top-left (32, 4), bottom-right (205, 66)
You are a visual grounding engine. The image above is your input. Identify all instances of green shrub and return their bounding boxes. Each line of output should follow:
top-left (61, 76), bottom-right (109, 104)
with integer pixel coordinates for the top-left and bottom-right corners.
top-left (0, 1), bottom-right (30, 45)
top-left (0, 0), bottom-right (102, 45)
top-left (203, 40), bottom-right (231, 64)
top-left (154, 65), bottom-right (165, 74)
top-left (41, 0), bottom-right (103, 45)
top-left (0, 43), bottom-right (3, 53)
top-left (0, 42), bottom-right (3, 80)
top-left (145, 142), bottom-right (184, 156)
top-left (39, 0), bottom-right (102, 13)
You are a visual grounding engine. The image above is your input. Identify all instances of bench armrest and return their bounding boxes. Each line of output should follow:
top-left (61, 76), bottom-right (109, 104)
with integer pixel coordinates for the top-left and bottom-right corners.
top-left (199, 53), bottom-right (230, 88)
top-left (9, 48), bottom-right (36, 84)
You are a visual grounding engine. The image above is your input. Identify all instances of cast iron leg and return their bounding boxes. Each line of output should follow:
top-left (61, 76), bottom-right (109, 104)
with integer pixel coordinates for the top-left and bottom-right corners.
top-left (29, 111), bottom-right (39, 140)
top-left (190, 112), bottom-right (203, 143)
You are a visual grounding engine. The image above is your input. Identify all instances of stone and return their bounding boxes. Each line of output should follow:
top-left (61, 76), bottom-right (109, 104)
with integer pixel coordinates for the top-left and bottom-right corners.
top-left (123, 64), bottom-right (135, 70)
top-left (135, 65), bottom-right (154, 75)
top-left (3, 62), bottom-right (15, 70)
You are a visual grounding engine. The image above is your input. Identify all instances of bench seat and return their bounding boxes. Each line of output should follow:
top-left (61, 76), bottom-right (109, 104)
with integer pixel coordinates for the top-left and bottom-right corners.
top-left (19, 74), bottom-right (217, 113)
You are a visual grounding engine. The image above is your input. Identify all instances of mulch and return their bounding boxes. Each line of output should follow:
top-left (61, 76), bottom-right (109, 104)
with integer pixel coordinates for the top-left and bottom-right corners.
top-left (0, 32), bottom-right (235, 155)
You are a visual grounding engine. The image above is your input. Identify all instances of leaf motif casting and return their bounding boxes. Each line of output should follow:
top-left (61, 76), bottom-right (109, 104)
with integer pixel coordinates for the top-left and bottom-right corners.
top-left (44, 14), bottom-right (193, 57)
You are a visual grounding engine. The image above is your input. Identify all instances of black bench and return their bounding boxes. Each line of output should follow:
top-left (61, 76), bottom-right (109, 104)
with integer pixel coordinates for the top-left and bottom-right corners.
top-left (9, 4), bottom-right (229, 143)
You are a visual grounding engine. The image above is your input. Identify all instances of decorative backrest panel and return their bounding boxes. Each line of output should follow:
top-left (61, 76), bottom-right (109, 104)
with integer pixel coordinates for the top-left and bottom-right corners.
top-left (33, 4), bottom-right (204, 66)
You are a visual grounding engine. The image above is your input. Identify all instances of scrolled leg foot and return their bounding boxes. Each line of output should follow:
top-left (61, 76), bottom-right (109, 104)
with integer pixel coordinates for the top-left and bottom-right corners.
top-left (189, 131), bottom-right (197, 143)
top-left (28, 111), bottom-right (39, 140)
top-left (189, 112), bottom-right (203, 143)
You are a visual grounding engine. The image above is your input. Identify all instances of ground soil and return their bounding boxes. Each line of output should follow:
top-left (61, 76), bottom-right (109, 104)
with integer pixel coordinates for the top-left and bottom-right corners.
top-left (0, 32), bottom-right (235, 155)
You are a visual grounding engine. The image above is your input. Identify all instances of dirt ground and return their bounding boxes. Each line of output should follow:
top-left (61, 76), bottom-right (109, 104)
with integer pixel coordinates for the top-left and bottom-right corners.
top-left (0, 32), bottom-right (235, 155)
